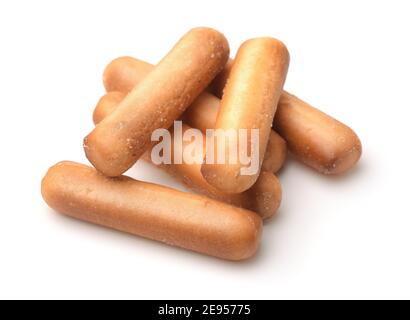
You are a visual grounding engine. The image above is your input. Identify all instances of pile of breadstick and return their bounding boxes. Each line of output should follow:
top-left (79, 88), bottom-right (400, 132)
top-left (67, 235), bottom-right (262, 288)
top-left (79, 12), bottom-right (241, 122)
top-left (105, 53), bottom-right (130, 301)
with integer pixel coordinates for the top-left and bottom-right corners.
top-left (41, 27), bottom-right (362, 261)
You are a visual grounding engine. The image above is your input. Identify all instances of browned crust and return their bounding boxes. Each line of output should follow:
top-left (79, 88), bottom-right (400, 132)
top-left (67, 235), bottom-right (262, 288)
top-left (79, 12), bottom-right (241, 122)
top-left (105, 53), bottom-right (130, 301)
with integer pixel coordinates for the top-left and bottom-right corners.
top-left (41, 161), bottom-right (262, 260)
top-left (84, 27), bottom-right (230, 176)
top-left (201, 38), bottom-right (290, 193)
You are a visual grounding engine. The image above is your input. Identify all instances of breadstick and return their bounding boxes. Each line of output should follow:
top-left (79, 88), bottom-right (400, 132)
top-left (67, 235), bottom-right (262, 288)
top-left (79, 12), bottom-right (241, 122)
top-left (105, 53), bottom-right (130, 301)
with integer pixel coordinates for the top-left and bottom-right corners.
top-left (102, 57), bottom-right (287, 173)
top-left (103, 56), bottom-right (150, 93)
top-left (274, 92), bottom-right (362, 174)
top-left (182, 92), bottom-right (287, 174)
top-left (209, 61), bottom-right (362, 175)
top-left (201, 38), bottom-right (289, 193)
top-left (103, 57), bottom-right (153, 93)
top-left (94, 94), bottom-right (282, 219)
top-left (92, 91), bottom-right (123, 125)
top-left (41, 161), bottom-right (262, 260)
top-left (84, 27), bottom-right (229, 177)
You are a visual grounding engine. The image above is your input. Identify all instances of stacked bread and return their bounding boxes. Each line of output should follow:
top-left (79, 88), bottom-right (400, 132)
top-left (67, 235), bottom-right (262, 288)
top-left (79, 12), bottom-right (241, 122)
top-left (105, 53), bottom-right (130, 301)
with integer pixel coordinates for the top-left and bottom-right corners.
top-left (42, 28), bottom-right (362, 260)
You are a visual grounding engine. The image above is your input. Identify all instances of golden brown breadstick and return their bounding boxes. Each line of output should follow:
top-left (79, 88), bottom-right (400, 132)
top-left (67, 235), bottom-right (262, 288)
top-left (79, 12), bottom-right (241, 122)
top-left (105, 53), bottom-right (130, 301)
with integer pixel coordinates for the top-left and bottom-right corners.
top-left (94, 94), bottom-right (282, 219)
top-left (209, 60), bottom-right (362, 175)
top-left (102, 57), bottom-right (287, 173)
top-left (103, 56), bottom-right (149, 93)
top-left (84, 27), bottom-right (229, 177)
top-left (92, 91), bottom-right (124, 125)
top-left (103, 57), bottom-right (153, 93)
top-left (201, 38), bottom-right (289, 193)
top-left (182, 92), bottom-right (287, 174)
top-left (41, 161), bottom-right (262, 260)
top-left (275, 92), bottom-right (362, 174)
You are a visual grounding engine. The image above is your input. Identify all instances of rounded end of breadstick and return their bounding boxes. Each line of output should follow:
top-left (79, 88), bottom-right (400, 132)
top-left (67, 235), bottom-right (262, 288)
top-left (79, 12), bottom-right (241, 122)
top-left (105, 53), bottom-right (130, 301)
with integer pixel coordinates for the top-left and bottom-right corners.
top-left (103, 56), bottom-right (153, 93)
top-left (223, 210), bottom-right (263, 261)
top-left (248, 172), bottom-right (282, 220)
top-left (241, 37), bottom-right (290, 70)
top-left (41, 161), bottom-right (84, 212)
top-left (322, 131), bottom-right (362, 175)
top-left (83, 129), bottom-right (134, 177)
top-left (201, 163), bottom-right (260, 194)
top-left (261, 131), bottom-right (287, 173)
top-left (295, 127), bottom-right (362, 175)
top-left (41, 161), bottom-right (62, 209)
top-left (276, 92), bottom-right (362, 175)
top-left (93, 92), bottom-right (125, 125)
top-left (186, 26), bottom-right (230, 69)
top-left (188, 26), bottom-right (229, 44)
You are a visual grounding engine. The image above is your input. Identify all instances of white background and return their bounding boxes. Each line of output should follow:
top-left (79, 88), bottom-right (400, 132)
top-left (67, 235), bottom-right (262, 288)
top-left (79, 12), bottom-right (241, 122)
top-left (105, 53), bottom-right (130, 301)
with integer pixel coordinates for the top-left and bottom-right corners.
top-left (0, 0), bottom-right (409, 300)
